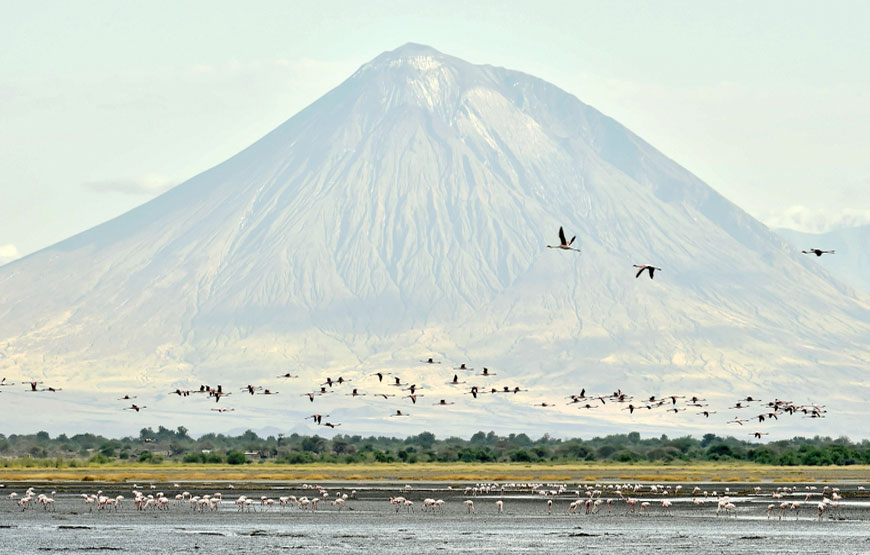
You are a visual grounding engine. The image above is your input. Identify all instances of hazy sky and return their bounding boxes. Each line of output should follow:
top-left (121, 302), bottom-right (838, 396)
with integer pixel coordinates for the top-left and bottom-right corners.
top-left (2, 1), bottom-right (868, 263)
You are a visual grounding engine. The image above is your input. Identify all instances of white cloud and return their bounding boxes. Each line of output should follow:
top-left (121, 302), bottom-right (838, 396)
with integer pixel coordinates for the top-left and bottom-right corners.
top-left (0, 244), bottom-right (19, 266)
top-left (83, 174), bottom-right (175, 196)
top-left (763, 206), bottom-right (870, 233)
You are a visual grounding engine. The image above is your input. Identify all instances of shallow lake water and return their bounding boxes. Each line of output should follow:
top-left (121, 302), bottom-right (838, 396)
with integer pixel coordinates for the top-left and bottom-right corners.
top-left (1, 481), bottom-right (868, 554)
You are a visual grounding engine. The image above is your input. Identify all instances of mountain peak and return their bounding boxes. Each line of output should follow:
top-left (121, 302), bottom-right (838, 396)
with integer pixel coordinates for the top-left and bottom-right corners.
top-left (389, 42), bottom-right (444, 56)
top-left (359, 43), bottom-right (465, 77)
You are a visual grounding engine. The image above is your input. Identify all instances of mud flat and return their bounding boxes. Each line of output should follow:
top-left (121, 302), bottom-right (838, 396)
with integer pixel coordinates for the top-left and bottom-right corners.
top-left (1, 480), bottom-right (868, 554)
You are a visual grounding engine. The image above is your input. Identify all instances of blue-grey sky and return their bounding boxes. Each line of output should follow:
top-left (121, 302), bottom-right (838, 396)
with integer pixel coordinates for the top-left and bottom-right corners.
top-left (2, 0), bottom-right (868, 263)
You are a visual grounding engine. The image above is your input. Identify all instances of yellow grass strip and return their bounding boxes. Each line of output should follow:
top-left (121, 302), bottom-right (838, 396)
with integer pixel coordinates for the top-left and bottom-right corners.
top-left (2, 462), bottom-right (869, 483)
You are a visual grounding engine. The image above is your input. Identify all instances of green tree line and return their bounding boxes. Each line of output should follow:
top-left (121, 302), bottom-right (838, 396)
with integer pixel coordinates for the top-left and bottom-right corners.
top-left (1, 428), bottom-right (869, 467)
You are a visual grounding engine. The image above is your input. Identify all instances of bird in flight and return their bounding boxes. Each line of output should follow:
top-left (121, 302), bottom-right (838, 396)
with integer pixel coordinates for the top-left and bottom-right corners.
top-left (306, 414), bottom-right (328, 425)
top-left (213, 390), bottom-right (231, 403)
top-left (633, 264), bottom-right (662, 279)
top-left (420, 358), bottom-right (441, 364)
top-left (302, 392), bottom-right (319, 403)
top-left (211, 407), bottom-right (235, 413)
top-left (802, 248), bottom-right (834, 257)
top-left (547, 226), bottom-right (580, 252)
top-left (124, 404), bottom-right (146, 412)
top-left (277, 373), bottom-right (299, 379)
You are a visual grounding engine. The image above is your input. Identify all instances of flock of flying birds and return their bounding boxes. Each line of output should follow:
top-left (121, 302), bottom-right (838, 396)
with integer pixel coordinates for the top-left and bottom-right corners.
top-left (0, 227), bottom-right (837, 439)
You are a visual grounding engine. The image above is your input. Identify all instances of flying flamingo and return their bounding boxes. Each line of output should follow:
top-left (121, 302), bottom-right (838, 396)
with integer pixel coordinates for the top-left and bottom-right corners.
top-left (305, 414), bottom-right (329, 425)
top-left (124, 404), bottom-right (146, 412)
top-left (802, 248), bottom-right (834, 257)
top-left (547, 226), bottom-right (580, 252)
top-left (633, 264), bottom-right (662, 279)
top-left (302, 392), bottom-right (318, 402)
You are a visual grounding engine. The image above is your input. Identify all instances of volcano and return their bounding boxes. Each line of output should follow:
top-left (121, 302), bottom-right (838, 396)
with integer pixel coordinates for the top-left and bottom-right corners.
top-left (1, 43), bottom-right (868, 437)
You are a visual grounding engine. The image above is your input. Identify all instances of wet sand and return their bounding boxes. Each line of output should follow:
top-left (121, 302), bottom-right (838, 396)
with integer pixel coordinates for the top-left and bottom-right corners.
top-left (1, 481), bottom-right (868, 554)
